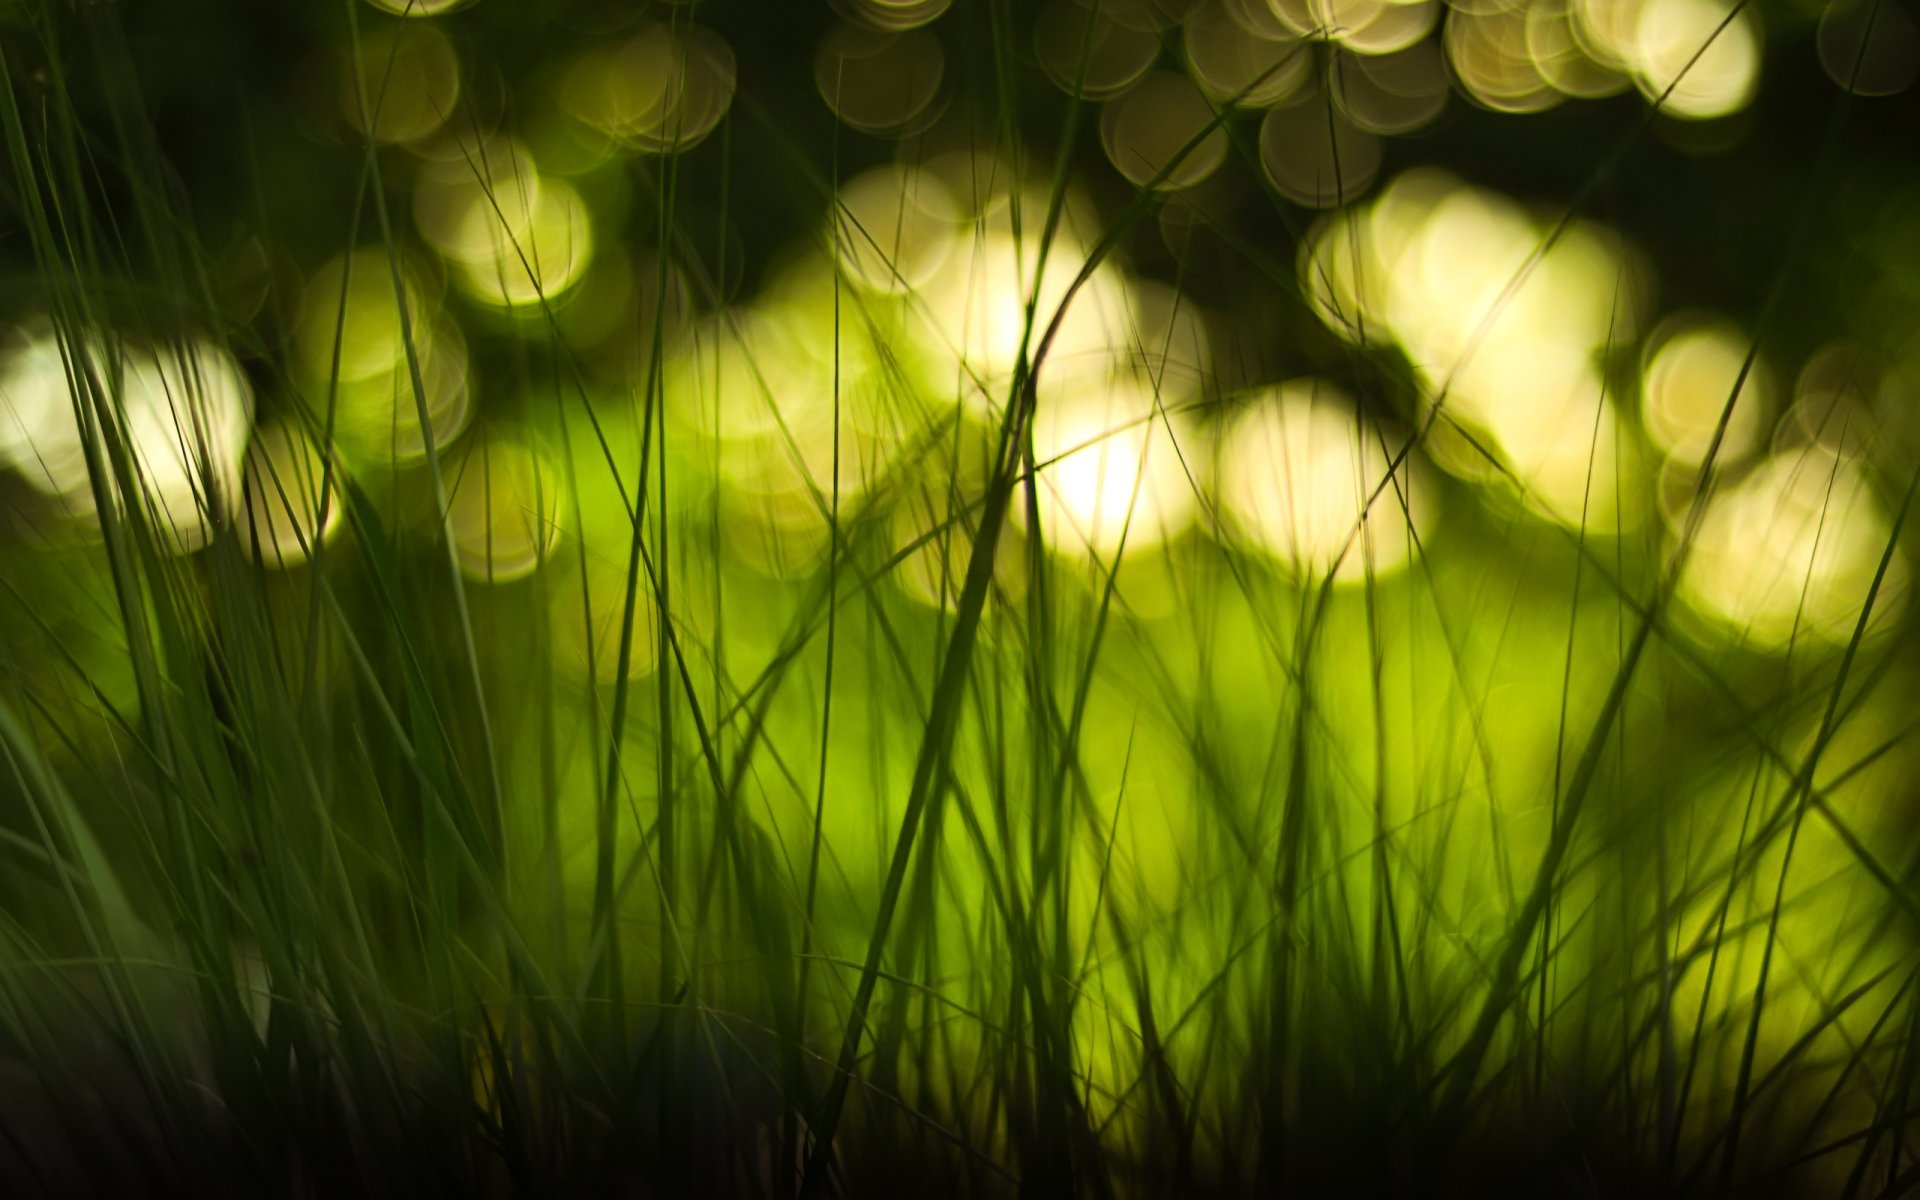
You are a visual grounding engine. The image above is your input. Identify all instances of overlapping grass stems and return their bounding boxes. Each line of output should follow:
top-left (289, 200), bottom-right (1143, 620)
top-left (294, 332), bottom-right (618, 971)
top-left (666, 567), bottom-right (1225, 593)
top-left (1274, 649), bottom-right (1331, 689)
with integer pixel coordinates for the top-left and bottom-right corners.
top-left (1, 0), bottom-right (1918, 1195)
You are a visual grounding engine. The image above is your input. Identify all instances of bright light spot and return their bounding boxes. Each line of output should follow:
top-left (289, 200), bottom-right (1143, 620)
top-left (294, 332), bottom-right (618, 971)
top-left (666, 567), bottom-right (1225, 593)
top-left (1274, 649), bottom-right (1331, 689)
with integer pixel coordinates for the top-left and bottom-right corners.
top-left (1789, 339), bottom-right (1884, 458)
top-left (1217, 378), bottom-right (1431, 581)
top-left (1474, 350), bottom-right (1639, 528)
top-left (295, 248), bottom-right (439, 385)
top-left (239, 422), bottom-right (341, 569)
top-left (1628, 0), bottom-right (1761, 119)
top-left (1640, 316), bottom-right (1770, 468)
top-left (450, 174), bottom-right (594, 308)
top-left (1679, 447), bottom-right (1907, 650)
top-left (4, 335), bottom-right (254, 551)
top-left (1101, 72), bottom-right (1229, 191)
top-left (1, 324), bottom-right (87, 483)
top-left (920, 226), bottom-right (1136, 412)
top-left (1182, 2), bottom-right (1311, 107)
top-left (293, 252), bottom-right (471, 466)
top-left (1297, 170), bottom-right (1650, 531)
top-left (831, 165), bottom-right (964, 294)
top-left (1445, 8), bottom-right (1564, 113)
top-left (1325, 0), bottom-right (1438, 57)
top-left (1022, 371), bottom-right (1200, 561)
top-left (1528, 0), bottom-right (1631, 99)
top-left (341, 24), bottom-right (460, 145)
top-left (448, 431), bottom-right (563, 583)
top-left (664, 311), bottom-right (831, 445)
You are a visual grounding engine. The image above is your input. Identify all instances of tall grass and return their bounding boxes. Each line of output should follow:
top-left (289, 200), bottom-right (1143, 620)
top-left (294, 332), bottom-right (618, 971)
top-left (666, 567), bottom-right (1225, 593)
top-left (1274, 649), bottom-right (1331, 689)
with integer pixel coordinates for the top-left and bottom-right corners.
top-left (2, 0), bottom-right (1918, 1195)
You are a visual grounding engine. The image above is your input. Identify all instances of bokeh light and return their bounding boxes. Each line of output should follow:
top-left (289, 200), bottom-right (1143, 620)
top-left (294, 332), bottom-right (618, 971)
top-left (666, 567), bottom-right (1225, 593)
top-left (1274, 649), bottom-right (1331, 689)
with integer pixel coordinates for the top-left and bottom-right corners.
top-left (448, 429), bottom-right (563, 583)
top-left (815, 23), bottom-right (945, 135)
top-left (831, 165), bottom-right (965, 295)
top-left (1819, 0), bottom-right (1920, 96)
top-left (1217, 379), bottom-right (1432, 581)
top-left (561, 24), bottom-right (736, 153)
top-left (1099, 71), bottom-right (1229, 191)
top-left (3, 334), bottom-right (254, 550)
top-left (1639, 315), bottom-right (1770, 469)
top-left (1022, 370), bottom-right (1200, 561)
top-left (1182, 1), bottom-right (1312, 107)
top-left (1678, 444), bottom-right (1907, 649)
top-left (1626, 0), bottom-right (1760, 119)
top-left (239, 420), bottom-right (342, 569)
top-left (341, 24), bottom-right (460, 146)
top-left (1259, 97), bottom-right (1383, 207)
top-left (1300, 169), bottom-right (1650, 528)
top-left (1035, 0), bottom-right (1164, 99)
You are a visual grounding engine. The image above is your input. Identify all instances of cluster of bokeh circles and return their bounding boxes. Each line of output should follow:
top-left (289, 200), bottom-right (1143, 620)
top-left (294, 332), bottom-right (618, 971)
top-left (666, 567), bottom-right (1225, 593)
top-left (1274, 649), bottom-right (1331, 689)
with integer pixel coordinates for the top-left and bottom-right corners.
top-left (1, 0), bottom-right (1915, 662)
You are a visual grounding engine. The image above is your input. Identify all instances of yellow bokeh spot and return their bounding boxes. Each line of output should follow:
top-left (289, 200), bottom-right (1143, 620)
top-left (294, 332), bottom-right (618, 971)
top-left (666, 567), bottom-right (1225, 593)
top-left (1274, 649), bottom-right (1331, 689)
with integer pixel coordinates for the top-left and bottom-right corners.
top-left (1640, 316), bottom-right (1770, 468)
top-left (1217, 378), bottom-right (1431, 581)
top-left (1101, 72), bottom-right (1229, 191)
top-left (1679, 447), bottom-right (1907, 649)
top-left (341, 24), bottom-right (460, 145)
top-left (1021, 370), bottom-right (1200, 562)
top-left (240, 421), bottom-right (342, 569)
top-left (449, 175), bottom-right (594, 309)
top-left (448, 431), bottom-right (564, 584)
top-left (1628, 0), bottom-right (1760, 119)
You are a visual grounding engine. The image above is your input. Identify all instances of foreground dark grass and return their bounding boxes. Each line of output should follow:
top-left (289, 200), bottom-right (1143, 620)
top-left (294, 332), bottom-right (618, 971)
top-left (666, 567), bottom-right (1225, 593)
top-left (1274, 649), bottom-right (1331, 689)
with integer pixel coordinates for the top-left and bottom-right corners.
top-left (5, 0), bottom-right (1920, 1196)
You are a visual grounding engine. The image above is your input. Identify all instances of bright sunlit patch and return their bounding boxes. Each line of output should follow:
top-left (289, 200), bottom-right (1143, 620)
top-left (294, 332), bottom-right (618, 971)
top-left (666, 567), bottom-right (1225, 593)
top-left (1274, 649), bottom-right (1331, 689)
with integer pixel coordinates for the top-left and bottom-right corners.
top-left (1, 323), bottom-right (89, 483)
top-left (1297, 170), bottom-right (1650, 531)
top-left (831, 165), bottom-right (965, 295)
top-left (919, 225), bottom-right (1136, 412)
top-left (1627, 0), bottom-right (1760, 119)
top-left (239, 421), bottom-right (341, 569)
top-left (1472, 350), bottom-right (1641, 528)
top-left (1445, 8), bottom-right (1564, 113)
top-left (447, 174), bottom-right (594, 309)
top-left (341, 24), bottom-right (460, 146)
top-left (5, 336), bottom-right (255, 550)
top-left (1022, 370), bottom-right (1200, 561)
top-left (1640, 315), bottom-right (1770, 469)
top-left (1678, 446), bottom-right (1908, 650)
top-left (1527, 0), bottom-right (1631, 99)
top-left (1217, 379), bottom-right (1431, 581)
top-left (1323, 0), bottom-right (1438, 56)
top-left (815, 24), bottom-right (945, 135)
top-left (1100, 72), bottom-right (1229, 191)
top-left (448, 430), bottom-right (563, 583)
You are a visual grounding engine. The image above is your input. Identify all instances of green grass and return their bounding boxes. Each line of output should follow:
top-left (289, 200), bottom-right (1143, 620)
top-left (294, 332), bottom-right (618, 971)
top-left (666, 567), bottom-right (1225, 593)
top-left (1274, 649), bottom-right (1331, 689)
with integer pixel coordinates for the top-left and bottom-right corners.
top-left (2, 0), bottom-right (1919, 1195)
